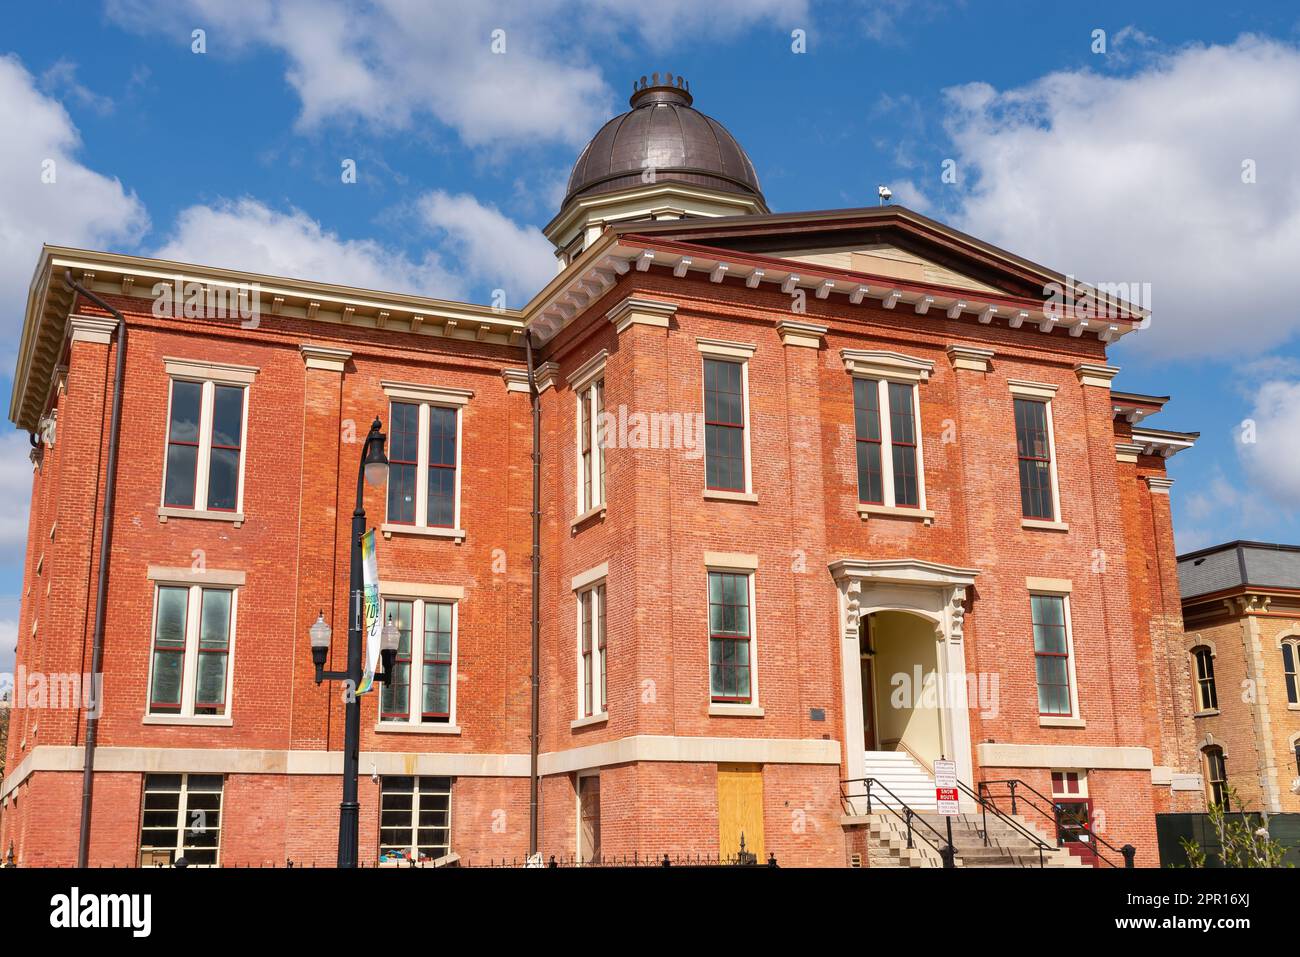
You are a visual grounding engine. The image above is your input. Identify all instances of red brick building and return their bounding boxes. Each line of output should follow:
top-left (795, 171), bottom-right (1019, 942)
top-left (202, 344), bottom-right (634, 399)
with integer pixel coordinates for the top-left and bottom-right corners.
top-left (1, 76), bottom-right (1203, 867)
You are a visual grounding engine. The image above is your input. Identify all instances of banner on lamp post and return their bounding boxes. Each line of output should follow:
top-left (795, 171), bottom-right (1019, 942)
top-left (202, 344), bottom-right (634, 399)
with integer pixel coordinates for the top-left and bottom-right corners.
top-left (356, 528), bottom-right (382, 696)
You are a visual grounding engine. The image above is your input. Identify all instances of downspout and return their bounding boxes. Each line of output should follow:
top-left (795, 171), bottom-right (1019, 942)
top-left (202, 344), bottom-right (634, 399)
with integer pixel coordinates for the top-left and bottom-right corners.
top-left (524, 330), bottom-right (541, 858)
top-left (64, 271), bottom-right (128, 868)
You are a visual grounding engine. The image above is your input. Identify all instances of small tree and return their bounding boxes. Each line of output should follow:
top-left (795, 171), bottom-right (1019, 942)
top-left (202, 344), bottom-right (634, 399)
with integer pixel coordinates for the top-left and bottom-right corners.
top-left (1180, 786), bottom-right (1290, 867)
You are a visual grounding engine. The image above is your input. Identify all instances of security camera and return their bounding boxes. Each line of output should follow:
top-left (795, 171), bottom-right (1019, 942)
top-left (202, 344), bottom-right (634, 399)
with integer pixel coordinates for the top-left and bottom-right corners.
top-left (877, 184), bottom-right (892, 203)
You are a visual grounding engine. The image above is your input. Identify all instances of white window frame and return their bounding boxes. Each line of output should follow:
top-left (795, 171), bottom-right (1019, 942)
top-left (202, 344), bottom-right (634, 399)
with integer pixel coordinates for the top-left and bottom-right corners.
top-left (704, 555), bottom-right (761, 714)
top-left (842, 350), bottom-right (933, 517)
top-left (143, 580), bottom-right (239, 722)
top-left (1050, 769), bottom-right (1089, 798)
top-left (572, 563), bottom-right (609, 723)
top-left (698, 339), bottom-right (756, 496)
top-left (376, 589), bottom-right (460, 731)
top-left (1009, 381), bottom-right (1063, 525)
top-left (160, 358), bottom-right (256, 517)
top-left (1029, 589), bottom-right (1081, 721)
top-left (569, 350), bottom-right (608, 517)
top-left (140, 773), bottom-right (224, 867)
top-left (381, 381), bottom-right (471, 538)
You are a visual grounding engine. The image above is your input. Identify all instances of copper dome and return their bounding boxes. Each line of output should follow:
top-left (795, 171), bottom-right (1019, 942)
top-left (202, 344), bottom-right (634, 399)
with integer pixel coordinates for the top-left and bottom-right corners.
top-left (561, 73), bottom-right (766, 213)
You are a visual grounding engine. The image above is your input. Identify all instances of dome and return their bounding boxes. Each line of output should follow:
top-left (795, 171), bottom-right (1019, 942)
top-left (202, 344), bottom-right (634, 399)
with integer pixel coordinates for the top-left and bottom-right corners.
top-left (560, 73), bottom-right (766, 214)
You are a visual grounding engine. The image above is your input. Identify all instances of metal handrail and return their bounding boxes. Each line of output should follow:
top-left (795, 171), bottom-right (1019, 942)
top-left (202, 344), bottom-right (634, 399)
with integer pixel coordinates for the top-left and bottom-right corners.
top-left (978, 778), bottom-right (1135, 868)
top-left (952, 778), bottom-right (1050, 867)
top-left (840, 777), bottom-right (956, 867)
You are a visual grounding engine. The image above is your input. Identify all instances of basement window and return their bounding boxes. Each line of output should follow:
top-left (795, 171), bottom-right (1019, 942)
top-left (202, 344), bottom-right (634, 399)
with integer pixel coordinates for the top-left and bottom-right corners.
top-left (378, 776), bottom-right (451, 866)
top-left (139, 773), bottom-right (223, 867)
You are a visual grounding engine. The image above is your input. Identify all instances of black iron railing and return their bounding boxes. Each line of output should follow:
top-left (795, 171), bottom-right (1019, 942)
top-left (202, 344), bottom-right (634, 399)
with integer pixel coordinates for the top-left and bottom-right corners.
top-left (840, 777), bottom-right (956, 867)
top-left (978, 779), bottom-right (1135, 868)
top-left (952, 778), bottom-right (1051, 867)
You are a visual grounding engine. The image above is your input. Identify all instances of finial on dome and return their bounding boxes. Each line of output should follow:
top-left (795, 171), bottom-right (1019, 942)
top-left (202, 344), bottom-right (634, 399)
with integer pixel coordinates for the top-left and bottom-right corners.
top-left (630, 72), bottom-right (693, 108)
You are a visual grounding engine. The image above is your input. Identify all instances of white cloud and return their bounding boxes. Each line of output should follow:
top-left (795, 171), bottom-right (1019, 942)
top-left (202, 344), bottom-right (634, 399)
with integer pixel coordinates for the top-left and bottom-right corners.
top-left (154, 197), bottom-right (464, 298)
top-left (417, 191), bottom-right (554, 307)
top-left (0, 618), bottom-right (15, 682)
top-left (153, 193), bottom-right (554, 305)
top-left (104, 0), bottom-right (807, 147)
top-left (0, 433), bottom-right (33, 566)
top-left (1236, 379), bottom-right (1300, 509)
top-left (942, 35), bottom-right (1300, 358)
top-left (0, 54), bottom-right (149, 345)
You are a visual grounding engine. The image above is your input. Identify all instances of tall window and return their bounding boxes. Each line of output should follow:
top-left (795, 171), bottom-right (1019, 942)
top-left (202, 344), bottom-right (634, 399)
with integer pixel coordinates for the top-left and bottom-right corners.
top-left (703, 358), bottom-right (747, 492)
top-left (380, 598), bottom-right (455, 724)
top-left (577, 378), bottom-right (605, 514)
top-left (378, 776), bottom-right (451, 865)
top-left (148, 584), bottom-right (234, 717)
top-left (1203, 747), bottom-right (1228, 808)
top-left (140, 773), bottom-right (223, 866)
top-left (1031, 594), bottom-right (1073, 716)
top-left (1283, 640), bottom-right (1298, 706)
top-left (163, 378), bottom-right (246, 512)
top-left (852, 377), bottom-right (924, 509)
top-left (1192, 646), bottom-right (1218, 712)
top-left (578, 583), bottom-right (607, 717)
top-left (709, 571), bottom-right (752, 703)
top-left (385, 396), bottom-right (462, 530)
top-left (1014, 397), bottom-right (1056, 520)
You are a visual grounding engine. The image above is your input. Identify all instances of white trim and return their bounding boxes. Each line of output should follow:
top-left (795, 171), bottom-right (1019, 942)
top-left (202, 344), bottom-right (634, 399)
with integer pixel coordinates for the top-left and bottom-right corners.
top-left (1075, 363), bottom-right (1120, 389)
top-left (299, 345), bottom-right (350, 372)
top-left (567, 349), bottom-right (608, 391)
top-left (147, 566), bottom-right (246, 586)
top-left (701, 351), bottom-right (754, 495)
top-left (696, 337), bottom-right (757, 359)
top-left (575, 375), bottom-right (605, 516)
top-left (377, 595), bottom-right (459, 729)
top-left (383, 392), bottom-right (465, 532)
top-left (379, 581), bottom-right (466, 601)
top-left (946, 345), bottom-right (994, 372)
top-left (841, 349), bottom-right (934, 383)
top-left (576, 581), bottom-right (608, 719)
top-left (144, 581), bottom-right (239, 721)
top-left (606, 296), bottom-right (677, 334)
top-left (1007, 379), bottom-right (1058, 399)
top-left (160, 374), bottom-right (250, 516)
top-left (68, 314), bottom-right (117, 345)
top-left (1030, 591), bottom-right (1081, 721)
top-left (156, 507), bottom-right (244, 526)
top-left (977, 743), bottom-right (1154, 770)
top-left (706, 568), bottom-right (759, 708)
top-left (703, 551), bottom-right (759, 571)
top-left (571, 562), bottom-right (610, 592)
top-left (1026, 577), bottom-right (1072, 593)
top-left (1012, 391), bottom-right (1064, 523)
top-left (379, 381), bottom-right (473, 405)
top-left (163, 357), bottom-right (259, 386)
top-left (538, 735), bottom-right (840, 776)
top-left (775, 320), bottom-right (826, 349)
top-left (851, 377), bottom-right (928, 512)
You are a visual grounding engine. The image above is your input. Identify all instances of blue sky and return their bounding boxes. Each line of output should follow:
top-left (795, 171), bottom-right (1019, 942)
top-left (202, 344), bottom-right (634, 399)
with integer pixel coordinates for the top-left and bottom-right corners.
top-left (3, 0), bottom-right (1300, 674)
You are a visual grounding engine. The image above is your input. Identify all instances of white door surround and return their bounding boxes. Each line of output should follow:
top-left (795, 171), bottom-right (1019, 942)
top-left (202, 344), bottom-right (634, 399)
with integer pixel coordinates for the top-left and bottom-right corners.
top-left (830, 558), bottom-right (979, 811)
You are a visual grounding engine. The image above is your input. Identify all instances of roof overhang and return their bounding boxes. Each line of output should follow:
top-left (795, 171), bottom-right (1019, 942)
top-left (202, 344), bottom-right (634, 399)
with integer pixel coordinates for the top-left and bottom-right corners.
top-left (1131, 426), bottom-right (1199, 458)
top-left (522, 229), bottom-right (1145, 347)
top-left (9, 246), bottom-right (526, 431)
top-left (1112, 391), bottom-right (1170, 425)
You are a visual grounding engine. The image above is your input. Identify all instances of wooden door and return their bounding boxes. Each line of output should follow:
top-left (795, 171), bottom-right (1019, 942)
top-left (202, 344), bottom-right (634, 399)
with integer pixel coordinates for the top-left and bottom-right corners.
top-left (578, 774), bottom-right (600, 863)
top-left (717, 763), bottom-right (764, 861)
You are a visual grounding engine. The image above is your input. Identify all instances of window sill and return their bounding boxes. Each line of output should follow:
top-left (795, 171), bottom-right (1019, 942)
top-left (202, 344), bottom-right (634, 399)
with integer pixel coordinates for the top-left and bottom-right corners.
top-left (857, 504), bottom-right (935, 525)
top-left (1193, 709), bottom-right (1220, 718)
top-left (703, 489), bottom-right (758, 503)
top-left (157, 507), bottom-right (244, 528)
top-left (571, 505), bottom-right (606, 532)
top-left (1022, 518), bottom-right (1069, 532)
top-left (1038, 715), bottom-right (1086, 728)
top-left (381, 524), bottom-right (466, 542)
top-left (143, 714), bottom-right (233, 727)
top-left (709, 703), bottom-right (765, 718)
top-left (374, 722), bottom-right (461, 735)
top-left (570, 713), bottom-right (608, 730)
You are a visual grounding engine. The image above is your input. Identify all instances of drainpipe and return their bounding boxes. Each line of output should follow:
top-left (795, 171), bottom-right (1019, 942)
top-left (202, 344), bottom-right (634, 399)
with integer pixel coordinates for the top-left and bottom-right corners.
top-left (64, 271), bottom-right (128, 868)
top-left (524, 330), bottom-right (541, 857)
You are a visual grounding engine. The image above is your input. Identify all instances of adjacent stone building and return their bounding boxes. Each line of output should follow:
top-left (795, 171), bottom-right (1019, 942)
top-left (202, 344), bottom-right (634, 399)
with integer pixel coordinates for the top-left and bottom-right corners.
top-left (1179, 541), bottom-right (1300, 813)
top-left (1, 75), bottom-right (1203, 867)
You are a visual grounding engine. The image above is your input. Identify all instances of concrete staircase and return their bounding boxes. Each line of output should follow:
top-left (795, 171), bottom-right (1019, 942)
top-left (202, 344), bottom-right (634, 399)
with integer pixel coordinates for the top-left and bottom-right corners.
top-left (859, 750), bottom-right (936, 810)
top-left (844, 752), bottom-right (1090, 868)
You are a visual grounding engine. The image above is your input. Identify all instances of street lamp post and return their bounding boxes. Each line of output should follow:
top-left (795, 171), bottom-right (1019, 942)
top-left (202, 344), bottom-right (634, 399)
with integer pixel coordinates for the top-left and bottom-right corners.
top-left (308, 416), bottom-right (400, 868)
